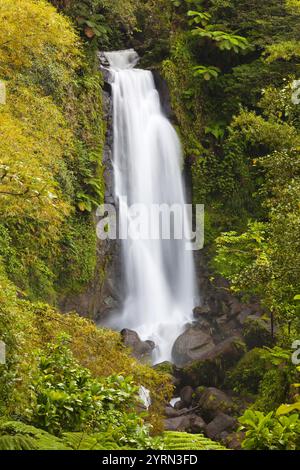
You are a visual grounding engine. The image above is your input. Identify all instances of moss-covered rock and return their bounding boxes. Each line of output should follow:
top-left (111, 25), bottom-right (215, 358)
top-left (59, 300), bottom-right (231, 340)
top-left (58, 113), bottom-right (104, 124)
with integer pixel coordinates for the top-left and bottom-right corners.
top-left (242, 317), bottom-right (274, 350)
top-left (198, 387), bottom-right (234, 421)
top-left (254, 368), bottom-right (290, 413)
top-left (226, 348), bottom-right (268, 395)
top-left (178, 337), bottom-right (246, 388)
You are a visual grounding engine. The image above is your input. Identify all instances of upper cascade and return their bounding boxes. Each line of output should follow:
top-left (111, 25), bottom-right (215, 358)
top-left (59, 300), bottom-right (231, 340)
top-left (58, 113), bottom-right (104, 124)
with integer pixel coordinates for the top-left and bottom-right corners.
top-left (103, 49), bottom-right (139, 70)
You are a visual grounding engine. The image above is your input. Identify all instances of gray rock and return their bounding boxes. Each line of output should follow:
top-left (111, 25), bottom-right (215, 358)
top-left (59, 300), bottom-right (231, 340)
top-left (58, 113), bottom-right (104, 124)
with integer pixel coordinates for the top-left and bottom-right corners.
top-left (199, 388), bottom-right (233, 420)
top-left (242, 316), bottom-right (273, 349)
top-left (228, 298), bottom-right (243, 317)
top-left (193, 305), bottom-right (211, 318)
top-left (201, 336), bottom-right (246, 368)
top-left (165, 412), bottom-right (205, 433)
top-left (174, 400), bottom-right (186, 411)
top-left (177, 336), bottom-right (246, 388)
top-left (172, 326), bottom-right (215, 366)
top-left (180, 386), bottom-right (194, 407)
top-left (237, 309), bottom-right (253, 325)
top-left (165, 406), bottom-right (188, 418)
top-left (120, 329), bottom-right (155, 360)
top-left (190, 415), bottom-right (206, 433)
top-left (225, 431), bottom-right (245, 450)
top-left (206, 413), bottom-right (237, 440)
top-left (164, 416), bottom-right (191, 432)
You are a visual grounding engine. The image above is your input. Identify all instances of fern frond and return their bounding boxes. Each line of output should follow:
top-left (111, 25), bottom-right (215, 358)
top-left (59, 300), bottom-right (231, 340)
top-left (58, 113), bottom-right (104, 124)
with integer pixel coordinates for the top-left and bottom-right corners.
top-left (163, 432), bottom-right (228, 450)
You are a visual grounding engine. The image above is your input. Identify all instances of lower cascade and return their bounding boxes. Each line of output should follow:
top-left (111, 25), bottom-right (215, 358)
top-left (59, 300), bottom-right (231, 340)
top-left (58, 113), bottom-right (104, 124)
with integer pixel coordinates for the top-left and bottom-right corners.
top-left (104, 50), bottom-right (197, 363)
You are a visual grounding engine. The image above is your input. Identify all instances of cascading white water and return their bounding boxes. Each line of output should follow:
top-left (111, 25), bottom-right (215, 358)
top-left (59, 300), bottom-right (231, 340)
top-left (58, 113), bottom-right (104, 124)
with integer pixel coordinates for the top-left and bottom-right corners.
top-left (104, 49), bottom-right (197, 363)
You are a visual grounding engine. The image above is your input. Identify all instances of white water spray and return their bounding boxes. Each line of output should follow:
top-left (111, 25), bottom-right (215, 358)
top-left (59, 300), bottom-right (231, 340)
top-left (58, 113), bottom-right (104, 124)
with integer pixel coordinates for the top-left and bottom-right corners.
top-left (104, 49), bottom-right (197, 363)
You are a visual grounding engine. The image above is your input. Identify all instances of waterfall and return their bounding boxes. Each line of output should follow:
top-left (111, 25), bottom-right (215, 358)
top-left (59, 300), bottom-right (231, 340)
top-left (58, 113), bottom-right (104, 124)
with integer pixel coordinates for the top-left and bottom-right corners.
top-left (104, 49), bottom-right (197, 363)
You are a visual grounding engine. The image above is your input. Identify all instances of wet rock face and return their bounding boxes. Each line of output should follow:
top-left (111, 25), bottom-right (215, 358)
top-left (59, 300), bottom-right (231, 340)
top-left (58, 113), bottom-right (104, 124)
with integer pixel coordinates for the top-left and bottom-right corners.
top-left (120, 329), bottom-right (155, 360)
top-left (152, 71), bottom-right (174, 120)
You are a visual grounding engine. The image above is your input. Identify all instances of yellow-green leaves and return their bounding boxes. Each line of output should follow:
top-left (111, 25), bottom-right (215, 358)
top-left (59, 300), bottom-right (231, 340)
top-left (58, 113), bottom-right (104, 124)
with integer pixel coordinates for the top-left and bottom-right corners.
top-left (276, 403), bottom-right (300, 415)
top-left (0, 84), bottom-right (71, 225)
top-left (0, 0), bottom-right (80, 76)
top-left (264, 41), bottom-right (300, 63)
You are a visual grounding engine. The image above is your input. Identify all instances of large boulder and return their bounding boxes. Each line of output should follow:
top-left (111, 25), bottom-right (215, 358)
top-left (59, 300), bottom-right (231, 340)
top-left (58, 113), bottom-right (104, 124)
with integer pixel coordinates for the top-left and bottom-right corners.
top-left (242, 316), bottom-right (274, 350)
top-left (203, 336), bottom-right (246, 368)
top-left (198, 387), bottom-right (233, 421)
top-left (164, 414), bottom-right (206, 433)
top-left (180, 386), bottom-right (194, 407)
top-left (205, 413), bottom-right (237, 440)
top-left (172, 326), bottom-right (215, 366)
top-left (177, 337), bottom-right (246, 388)
top-left (120, 329), bottom-right (155, 360)
top-left (225, 431), bottom-right (245, 450)
top-left (189, 415), bottom-right (206, 433)
top-left (164, 416), bottom-right (192, 432)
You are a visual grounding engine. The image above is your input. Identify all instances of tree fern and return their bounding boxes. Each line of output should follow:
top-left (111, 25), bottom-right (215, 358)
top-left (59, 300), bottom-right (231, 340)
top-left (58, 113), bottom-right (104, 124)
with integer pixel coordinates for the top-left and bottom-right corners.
top-left (0, 421), bottom-right (133, 450)
top-left (0, 435), bottom-right (37, 450)
top-left (62, 432), bottom-right (132, 450)
top-left (163, 432), bottom-right (228, 450)
top-left (0, 421), bottom-right (70, 450)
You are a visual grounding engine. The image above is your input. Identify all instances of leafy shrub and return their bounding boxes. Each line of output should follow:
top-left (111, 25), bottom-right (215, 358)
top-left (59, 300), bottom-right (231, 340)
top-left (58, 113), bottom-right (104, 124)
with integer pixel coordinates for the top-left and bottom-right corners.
top-left (28, 334), bottom-right (158, 449)
top-left (239, 409), bottom-right (300, 450)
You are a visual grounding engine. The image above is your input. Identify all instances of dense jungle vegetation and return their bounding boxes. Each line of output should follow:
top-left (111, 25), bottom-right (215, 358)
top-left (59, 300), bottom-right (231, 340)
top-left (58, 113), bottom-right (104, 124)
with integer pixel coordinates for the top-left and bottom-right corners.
top-left (0, 0), bottom-right (300, 451)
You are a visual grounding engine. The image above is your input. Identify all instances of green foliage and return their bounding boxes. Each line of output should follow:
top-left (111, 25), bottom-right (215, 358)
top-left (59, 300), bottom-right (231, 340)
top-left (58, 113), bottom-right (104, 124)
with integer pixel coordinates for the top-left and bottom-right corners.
top-left (277, 403), bottom-right (300, 416)
top-left (0, 0), bottom-right (80, 77)
top-left (0, 420), bottom-right (70, 450)
top-left (187, 10), bottom-right (211, 27)
top-left (213, 99), bottom-right (300, 328)
top-left (163, 431), bottom-right (227, 450)
top-left (226, 349), bottom-right (268, 395)
top-left (239, 409), bottom-right (300, 450)
top-left (28, 335), bottom-right (160, 449)
top-left (0, 0), bottom-right (106, 304)
top-left (0, 420), bottom-right (160, 451)
top-left (161, 33), bottom-right (204, 157)
top-left (255, 369), bottom-right (290, 413)
top-left (192, 28), bottom-right (250, 53)
top-left (51, 0), bottom-right (139, 49)
top-left (193, 65), bottom-right (220, 80)
top-left (265, 40), bottom-right (300, 63)
top-left (0, 259), bottom-right (172, 434)
top-left (61, 431), bottom-right (131, 450)
top-left (56, 216), bottom-right (97, 295)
